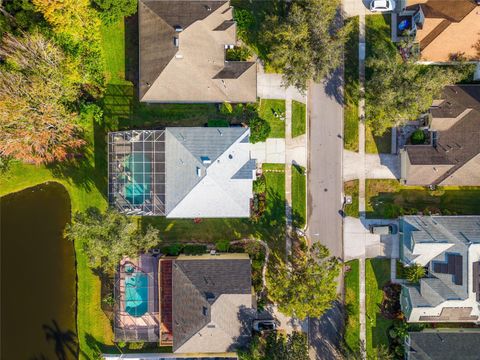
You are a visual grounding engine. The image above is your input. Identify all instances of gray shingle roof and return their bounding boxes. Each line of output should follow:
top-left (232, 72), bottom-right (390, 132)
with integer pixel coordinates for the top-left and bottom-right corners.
top-left (165, 127), bottom-right (249, 214)
top-left (231, 159), bottom-right (256, 180)
top-left (401, 216), bottom-right (480, 307)
top-left (406, 330), bottom-right (480, 360)
top-left (172, 258), bottom-right (252, 352)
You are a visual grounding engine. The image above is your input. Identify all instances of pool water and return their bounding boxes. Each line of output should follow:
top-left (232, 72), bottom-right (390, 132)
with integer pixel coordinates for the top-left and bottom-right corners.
top-left (125, 273), bottom-right (149, 317)
top-left (124, 153), bottom-right (151, 205)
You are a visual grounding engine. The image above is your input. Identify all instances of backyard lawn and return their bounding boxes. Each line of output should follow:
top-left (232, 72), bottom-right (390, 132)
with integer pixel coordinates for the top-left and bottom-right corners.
top-left (291, 100), bottom-right (306, 138)
top-left (366, 258), bottom-right (393, 359)
top-left (291, 165), bottom-right (306, 228)
top-left (365, 14), bottom-right (395, 154)
top-left (344, 260), bottom-right (360, 353)
top-left (366, 179), bottom-right (480, 218)
top-left (258, 99), bottom-right (286, 138)
top-left (344, 180), bottom-right (359, 218)
top-left (344, 16), bottom-right (359, 152)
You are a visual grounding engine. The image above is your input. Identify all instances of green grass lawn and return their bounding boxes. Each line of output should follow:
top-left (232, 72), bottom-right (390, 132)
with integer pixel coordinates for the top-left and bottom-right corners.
top-left (344, 16), bottom-right (359, 152)
top-left (366, 258), bottom-right (393, 359)
top-left (365, 126), bottom-right (391, 154)
top-left (344, 260), bottom-right (360, 353)
top-left (291, 165), bottom-right (306, 228)
top-left (101, 21), bottom-right (126, 84)
top-left (344, 180), bottom-right (359, 218)
top-left (291, 100), bottom-right (306, 138)
top-left (366, 179), bottom-right (480, 219)
top-left (258, 99), bottom-right (286, 138)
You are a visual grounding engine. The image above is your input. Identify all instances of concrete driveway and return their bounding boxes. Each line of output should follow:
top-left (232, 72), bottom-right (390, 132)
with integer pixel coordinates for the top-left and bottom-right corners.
top-left (344, 217), bottom-right (399, 260)
top-left (251, 138), bottom-right (285, 164)
top-left (343, 150), bottom-right (400, 181)
top-left (257, 72), bottom-right (306, 102)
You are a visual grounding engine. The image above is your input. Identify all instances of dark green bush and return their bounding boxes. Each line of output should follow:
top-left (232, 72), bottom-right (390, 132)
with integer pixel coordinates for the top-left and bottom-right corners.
top-left (215, 240), bottom-right (230, 252)
top-left (411, 129), bottom-right (425, 145)
top-left (183, 244), bottom-right (207, 255)
top-left (226, 46), bottom-right (252, 61)
top-left (253, 175), bottom-right (266, 194)
top-left (161, 243), bottom-right (182, 256)
top-left (249, 116), bottom-right (271, 143)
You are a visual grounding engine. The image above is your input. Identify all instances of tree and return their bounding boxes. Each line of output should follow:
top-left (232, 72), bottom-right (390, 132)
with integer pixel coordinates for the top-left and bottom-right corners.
top-left (92, 0), bottom-right (138, 24)
top-left (267, 242), bottom-right (341, 320)
top-left (239, 332), bottom-right (308, 360)
top-left (365, 54), bottom-right (465, 135)
top-left (0, 32), bottom-right (85, 164)
top-left (262, 0), bottom-right (350, 92)
top-left (249, 116), bottom-right (271, 143)
top-left (405, 263), bottom-right (425, 284)
top-left (64, 208), bottom-right (160, 272)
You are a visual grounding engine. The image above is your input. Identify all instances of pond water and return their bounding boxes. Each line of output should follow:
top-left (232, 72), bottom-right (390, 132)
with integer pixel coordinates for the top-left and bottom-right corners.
top-left (1, 182), bottom-right (77, 360)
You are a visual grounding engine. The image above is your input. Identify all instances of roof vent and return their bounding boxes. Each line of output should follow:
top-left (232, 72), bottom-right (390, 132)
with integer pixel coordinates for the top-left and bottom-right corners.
top-left (228, 154), bottom-right (233, 159)
top-left (201, 156), bottom-right (211, 164)
top-left (174, 25), bottom-right (183, 32)
top-left (173, 37), bottom-right (179, 47)
top-left (205, 5), bottom-right (212, 11)
top-left (196, 167), bottom-right (202, 177)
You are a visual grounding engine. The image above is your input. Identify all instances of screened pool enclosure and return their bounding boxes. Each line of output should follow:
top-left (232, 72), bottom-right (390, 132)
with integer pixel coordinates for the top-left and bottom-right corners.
top-left (108, 130), bottom-right (166, 215)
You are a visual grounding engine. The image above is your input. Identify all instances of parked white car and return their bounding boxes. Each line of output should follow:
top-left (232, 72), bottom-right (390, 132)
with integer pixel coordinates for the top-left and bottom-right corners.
top-left (369, 0), bottom-right (395, 12)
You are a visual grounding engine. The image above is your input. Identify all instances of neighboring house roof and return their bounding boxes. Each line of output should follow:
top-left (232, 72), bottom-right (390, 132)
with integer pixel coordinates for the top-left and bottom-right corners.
top-left (108, 128), bottom-right (256, 218)
top-left (401, 85), bottom-right (480, 186)
top-left (399, 216), bottom-right (480, 322)
top-left (138, 0), bottom-right (257, 103)
top-left (172, 255), bottom-right (253, 353)
top-left (406, 0), bottom-right (480, 61)
top-left (406, 330), bottom-right (480, 360)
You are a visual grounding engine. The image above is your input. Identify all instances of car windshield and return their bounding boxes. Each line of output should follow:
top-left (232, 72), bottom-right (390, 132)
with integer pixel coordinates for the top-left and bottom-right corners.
top-left (259, 323), bottom-right (274, 330)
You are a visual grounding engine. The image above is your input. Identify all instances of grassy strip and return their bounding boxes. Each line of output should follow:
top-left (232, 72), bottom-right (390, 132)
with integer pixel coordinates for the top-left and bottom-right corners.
top-left (344, 260), bottom-right (360, 353)
top-left (366, 179), bottom-right (480, 218)
top-left (365, 126), bottom-right (391, 154)
top-left (344, 180), bottom-right (359, 218)
top-left (291, 165), bottom-right (306, 228)
top-left (291, 100), bottom-right (306, 138)
top-left (366, 258), bottom-right (393, 359)
top-left (344, 16), bottom-right (360, 152)
top-left (262, 163), bottom-right (286, 171)
top-left (259, 99), bottom-right (286, 138)
top-left (100, 21), bottom-right (126, 84)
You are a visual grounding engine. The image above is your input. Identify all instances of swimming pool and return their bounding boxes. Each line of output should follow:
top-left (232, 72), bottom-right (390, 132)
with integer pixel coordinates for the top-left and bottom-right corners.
top-left (125, 273), bottom-right (148, 317)
top-left (124, 153), bottom-right (152, 205)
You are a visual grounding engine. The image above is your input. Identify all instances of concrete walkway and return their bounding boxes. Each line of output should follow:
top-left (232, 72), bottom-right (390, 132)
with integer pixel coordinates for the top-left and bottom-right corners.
top-left (343, 151), bottom-right (400, 181)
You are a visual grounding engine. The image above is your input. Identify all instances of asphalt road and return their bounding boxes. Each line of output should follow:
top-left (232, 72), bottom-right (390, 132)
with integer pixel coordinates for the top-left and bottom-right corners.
top-left (307, 72), bottom-right (344, 260)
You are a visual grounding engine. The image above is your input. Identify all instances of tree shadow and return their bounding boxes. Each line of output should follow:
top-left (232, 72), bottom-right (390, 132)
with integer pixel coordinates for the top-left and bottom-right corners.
top-left (228, 304), bottom-right (257, 352)
top-left (124, 14), bottom-right (139, 91)
top-left (324, 66), bottom-right (345, 105)
top-left (41, 320), bottom-right (78, 360)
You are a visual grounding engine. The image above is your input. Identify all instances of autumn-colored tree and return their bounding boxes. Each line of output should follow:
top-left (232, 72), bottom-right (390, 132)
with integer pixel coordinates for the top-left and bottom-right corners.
top-left (0, 32), bottom-right (85, 164)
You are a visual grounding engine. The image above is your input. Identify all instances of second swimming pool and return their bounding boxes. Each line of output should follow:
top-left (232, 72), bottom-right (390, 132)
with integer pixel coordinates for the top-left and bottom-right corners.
top-left (125, 272), bottom-right (148, 317)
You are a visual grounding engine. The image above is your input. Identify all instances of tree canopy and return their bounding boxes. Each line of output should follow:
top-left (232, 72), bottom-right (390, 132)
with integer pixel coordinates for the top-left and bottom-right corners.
top-left (0, 32), bottom-right (85, 164)
top-left (365, 54), bottom-right (469, 135)
top-left (65, 208), bottom-right (160, 272)
top-left (92, 0), bottom-right (138, 24)
top-left (266, 242), bottom-right (341, 320)
top-left (262, 0), bottom-right (350, 92)
top-left (239, 332), bottom-right (309, 360)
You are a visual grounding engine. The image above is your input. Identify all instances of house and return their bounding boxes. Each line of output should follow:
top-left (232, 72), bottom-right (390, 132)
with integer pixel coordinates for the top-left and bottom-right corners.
top-left (138, 0), bottom-right (257, 103)
top-left (405, 329), bottom-right (480, 360)
top-left (394, 0), bottom-right (480, 62)
top-left (159, 254), bottom-right (254, 353)
top-left (400, 85), bottom-right (480, 186)
top-left (114, 253), bottom-right (254, 354)
top-left (399, 215), bottom-right (480, 323)
top-left (108, 127), bottom-right (256, 217)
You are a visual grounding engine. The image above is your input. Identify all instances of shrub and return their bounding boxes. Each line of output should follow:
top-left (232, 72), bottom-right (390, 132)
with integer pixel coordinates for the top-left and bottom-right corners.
top-left (405, 263), bottom-right (425, 283)
top-left (410, 129), bottom-right (425, 145)
top-left (92, 0), bottom-right (138, 24)
top-left (215, 240), bottom-right (230, 252)
top-left (253, 175), bottom-right (266, 194)
top-left (226, 46), bottom-right (252, 61)
top-left (161, 243), bottom-right (182, 256)
top-left (220, 102), bottom-right (233, 115)
top-left (208, 119), bottom-right (229, 127)
top-left (183, 244), bottom-right (207, 255)
top-left (233, 8), bottom-right (255, 40)
top-left (249, 116), bottom-right (271, 143)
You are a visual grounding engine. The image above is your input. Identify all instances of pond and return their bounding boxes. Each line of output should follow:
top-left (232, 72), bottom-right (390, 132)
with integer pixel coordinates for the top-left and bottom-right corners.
top-left (1, 182), bottom-right (77, 360)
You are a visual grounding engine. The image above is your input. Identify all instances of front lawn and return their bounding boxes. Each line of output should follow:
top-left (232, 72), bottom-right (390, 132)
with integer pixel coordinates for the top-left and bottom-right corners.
top-left (366, 179), bottom-right (480, 218)
top-left (344, 260), bottom-right (360, 353)
top-left (344, 180), bottom-right (359, 218)
top-left (365, 126), bottom-right (391, 154)
top-left (291, 165), bottom-right (306, 228)
top-left (344, 16), bottom-right (359, 152)
top-left (291, 100), bottom-right (306, 138)
top-left (366, 258), bottom-right (393, 358)
top-left (258, 99), bottom-right (286, 138)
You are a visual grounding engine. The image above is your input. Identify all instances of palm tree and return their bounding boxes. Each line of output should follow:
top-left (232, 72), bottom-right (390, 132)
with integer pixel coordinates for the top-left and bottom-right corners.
top-left (405, 263), bottom-right (426, 284)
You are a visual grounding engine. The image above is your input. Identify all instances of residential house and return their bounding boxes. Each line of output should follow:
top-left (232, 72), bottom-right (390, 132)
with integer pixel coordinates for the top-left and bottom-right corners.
top-left (399, 215), bottom-right (480, 323)
top-left (405, 329), bottom-right (480, 359)
top-left (394, 0), bottom-right (480, 62)
top-left (138, 0), bottom-right (257, 103)
top-left (400, 85), bottom-right (480, 186)
top-left (108, 127), bottom-right (256, 217)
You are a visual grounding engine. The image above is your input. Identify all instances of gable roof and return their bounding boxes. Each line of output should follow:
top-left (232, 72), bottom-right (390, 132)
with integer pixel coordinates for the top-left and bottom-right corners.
top-left (406, 330), bottom-right (480, 360)
top-left (403, 85), bottom-right (480, 185)
top-left (138, 0), bottom-right (257, 103)
top-left (172, 256), bottom-right (252, 353)
top-left (165, 127), bottom-right (255, 218)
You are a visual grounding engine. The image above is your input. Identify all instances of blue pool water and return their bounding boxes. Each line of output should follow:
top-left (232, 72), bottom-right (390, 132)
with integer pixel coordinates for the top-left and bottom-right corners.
top-left (124, 153), bottom-right (151, 205)
top-left (125, 273), bottom-right (148, 317)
